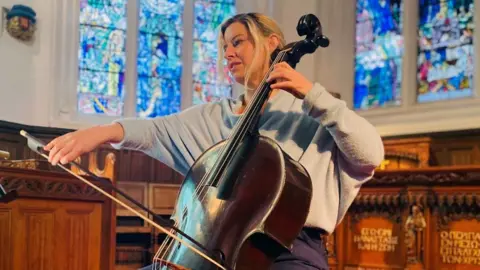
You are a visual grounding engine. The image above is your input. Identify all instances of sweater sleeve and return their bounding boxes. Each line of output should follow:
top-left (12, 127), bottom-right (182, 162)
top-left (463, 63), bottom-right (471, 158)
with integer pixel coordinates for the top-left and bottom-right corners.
top-left (109, 104), bottom-right (217, 175)
top-left (302, 83), bottom-right (385, 179)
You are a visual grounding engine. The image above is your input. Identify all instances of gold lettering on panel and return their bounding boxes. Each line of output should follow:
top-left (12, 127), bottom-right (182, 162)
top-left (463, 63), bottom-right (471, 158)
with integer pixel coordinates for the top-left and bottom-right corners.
top-left (353, 228), bottom-right (398, 252)
top-left (440, 231), bottom-right (480, 265)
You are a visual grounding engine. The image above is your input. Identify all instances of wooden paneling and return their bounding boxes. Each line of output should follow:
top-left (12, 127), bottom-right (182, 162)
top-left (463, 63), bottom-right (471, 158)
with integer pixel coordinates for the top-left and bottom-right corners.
top-left (115, 183), bottom-right (180, 217)
top-left (381, 132), bottom-right (480, 169)
top-left (8, 199), bottom-right (102, 270)
top-left (148, 184), bottom-right (180, 215)
top-left (116, 182), bottom-right (149, 217)
top-left (431, 136), bottom-right (480, 166)
top-left (428, 186), bottom-right (480, 269)
top-left (0, 209), bottom-right (12, 270)
top-left (329, 166), bottom-right (480, 270)
top-left (344, 188), bottom-right (406, 269)
top-left (382, 137), bottom-right (432, 169)
top-left (0, 166), bottom-right (115, 270)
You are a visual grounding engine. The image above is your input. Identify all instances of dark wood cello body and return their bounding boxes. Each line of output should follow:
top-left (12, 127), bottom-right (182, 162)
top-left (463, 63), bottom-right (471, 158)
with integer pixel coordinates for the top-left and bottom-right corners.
top-left (155, 14), bottom-right (330, 270)
top-left (163, 135), bottom-right (312, 269)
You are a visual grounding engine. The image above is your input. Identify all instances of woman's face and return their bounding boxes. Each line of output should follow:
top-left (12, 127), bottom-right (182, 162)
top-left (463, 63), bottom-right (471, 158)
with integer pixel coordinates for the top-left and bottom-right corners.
top-left (222, 22), bottom-right (256, 86)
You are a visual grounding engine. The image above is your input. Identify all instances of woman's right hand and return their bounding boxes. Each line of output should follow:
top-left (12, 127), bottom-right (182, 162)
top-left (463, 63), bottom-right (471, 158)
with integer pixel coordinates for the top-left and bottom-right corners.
top-left (43, 123), bottom-right (124, 166)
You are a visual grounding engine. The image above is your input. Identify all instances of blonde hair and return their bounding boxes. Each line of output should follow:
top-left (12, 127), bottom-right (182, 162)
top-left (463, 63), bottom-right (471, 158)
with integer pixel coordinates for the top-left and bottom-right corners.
top-left (217, 13), bottom-right (286, 89)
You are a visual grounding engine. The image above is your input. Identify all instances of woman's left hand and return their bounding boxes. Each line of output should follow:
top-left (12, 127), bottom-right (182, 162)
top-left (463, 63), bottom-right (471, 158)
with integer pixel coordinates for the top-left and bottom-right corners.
top-left (267, 62), bottom-right (313, 99)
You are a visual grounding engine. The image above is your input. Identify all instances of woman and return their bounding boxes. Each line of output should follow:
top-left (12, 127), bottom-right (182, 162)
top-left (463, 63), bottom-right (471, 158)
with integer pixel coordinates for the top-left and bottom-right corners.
top-left (45, 13), bottom-right (384, 270)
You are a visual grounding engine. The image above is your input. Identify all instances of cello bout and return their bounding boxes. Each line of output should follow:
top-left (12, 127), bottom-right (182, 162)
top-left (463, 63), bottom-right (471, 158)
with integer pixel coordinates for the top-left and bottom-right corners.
top-left (162, 135), bottom-right (312, 269)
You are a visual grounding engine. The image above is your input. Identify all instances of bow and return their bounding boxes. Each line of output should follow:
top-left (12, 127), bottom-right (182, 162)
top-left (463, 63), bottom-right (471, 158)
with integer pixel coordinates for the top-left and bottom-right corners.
top-left (18, 130), bottom-right (228, 270)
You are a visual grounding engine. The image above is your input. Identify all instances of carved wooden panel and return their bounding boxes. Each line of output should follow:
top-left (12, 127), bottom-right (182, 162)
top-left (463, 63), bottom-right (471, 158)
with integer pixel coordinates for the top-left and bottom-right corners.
top-left (427, 187), bottom-right (480, 269)
top-left (345, 188), bottom-right (406, 269)
top-left (72, 151), bottom-right (116, 183)
top-left (348, 217), bottom-right (403, 268)
top-left (334, 167), bottom-right (480, 270)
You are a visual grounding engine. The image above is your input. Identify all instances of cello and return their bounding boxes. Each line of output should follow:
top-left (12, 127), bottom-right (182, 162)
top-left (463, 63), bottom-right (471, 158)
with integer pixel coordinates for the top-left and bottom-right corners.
top-left (18, 13), bottom-right (329, 270)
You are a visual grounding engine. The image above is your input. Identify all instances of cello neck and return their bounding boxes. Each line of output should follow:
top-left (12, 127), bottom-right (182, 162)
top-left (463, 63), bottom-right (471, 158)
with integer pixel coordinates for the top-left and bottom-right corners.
top-left (233, 49), bottom-right (289, 137)
top-left (203, 49), bottom-right (290, 188)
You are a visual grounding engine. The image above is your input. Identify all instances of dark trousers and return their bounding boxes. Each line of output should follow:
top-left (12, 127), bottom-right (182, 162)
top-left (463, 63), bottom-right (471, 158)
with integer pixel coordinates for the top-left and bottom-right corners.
top-left (139, 227), bottom-right (329, 270)
top-left (271, 227), bottom-right (329, 270)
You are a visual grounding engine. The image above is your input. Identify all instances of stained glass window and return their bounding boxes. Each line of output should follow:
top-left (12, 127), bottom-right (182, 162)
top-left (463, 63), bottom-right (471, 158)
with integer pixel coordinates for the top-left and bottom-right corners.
top-left (417, 0), bottom-right (474, 103)
top-left (78, 0), bottom-right (127, 116)
top-left (354, 0), bottom-right (404, 110)
top-left (136, 0), bottom-right (184, 118)
top-left (192, 0), bottom-right (236, 105)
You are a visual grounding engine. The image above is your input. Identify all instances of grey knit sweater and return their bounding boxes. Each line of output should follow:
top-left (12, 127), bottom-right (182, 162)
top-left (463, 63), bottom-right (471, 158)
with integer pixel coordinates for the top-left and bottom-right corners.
top-left (111, 83), bottom-right (384, 233)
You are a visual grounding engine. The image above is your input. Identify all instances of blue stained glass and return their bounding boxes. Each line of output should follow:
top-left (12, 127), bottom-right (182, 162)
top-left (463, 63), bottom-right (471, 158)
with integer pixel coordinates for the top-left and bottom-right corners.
top-left (77, 0), bottom-right (127, 116)
top-left (417, 0), bottom-right (474, 103)
top-left (192, 0), bottom-right (236, 105)
top-left (354, 0), bottom-right (404, 110)
top-left (136, 76), bottom-right (182, 118)
top-left (136, 0), bottom-right (184, 118)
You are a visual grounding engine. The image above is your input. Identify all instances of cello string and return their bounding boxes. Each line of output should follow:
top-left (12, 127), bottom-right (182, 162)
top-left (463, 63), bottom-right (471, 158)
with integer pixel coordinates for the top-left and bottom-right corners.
top-left (154, 232), bottom-right (177, 269)
top-left (196, 49), bottom-right (288, 190)
top-left (58, 160), bottom-right (225, 269)
top-left (154, 221), bottom-right (175, 266)
top-left (200, 49), bottom-right (287, 189)
top-left (155, 209), bottom-right (185, 266)
top-left (60, 161), bottom-right (225, 269)
top-left (184, 50), bottom-right (288, 215)
top-left (156, 197), bottom-right (196, 265)
top-left (21, 130), bottom-right (222, 269)
top-left (178, 50), bottom-right (287, 221)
